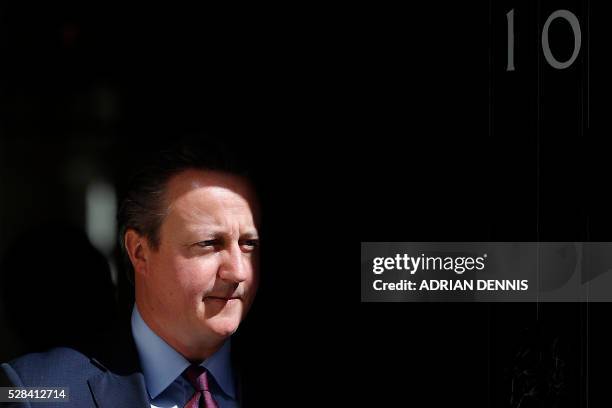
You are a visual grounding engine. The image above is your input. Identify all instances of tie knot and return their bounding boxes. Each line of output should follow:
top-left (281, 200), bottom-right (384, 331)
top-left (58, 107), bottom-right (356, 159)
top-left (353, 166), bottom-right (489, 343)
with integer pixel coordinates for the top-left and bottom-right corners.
top-left (182, 365), bottom-right (211, 392)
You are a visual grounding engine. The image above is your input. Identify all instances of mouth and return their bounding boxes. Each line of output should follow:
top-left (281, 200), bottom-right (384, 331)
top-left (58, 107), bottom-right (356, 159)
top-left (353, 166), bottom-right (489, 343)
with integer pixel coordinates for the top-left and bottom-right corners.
top-left (204, 296), bottom-right (241, 302)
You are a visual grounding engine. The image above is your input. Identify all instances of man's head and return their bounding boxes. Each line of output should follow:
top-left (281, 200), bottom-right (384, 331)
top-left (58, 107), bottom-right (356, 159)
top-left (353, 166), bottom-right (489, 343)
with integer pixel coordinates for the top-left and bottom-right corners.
top-left (118, 144), bottom-right (259, 360)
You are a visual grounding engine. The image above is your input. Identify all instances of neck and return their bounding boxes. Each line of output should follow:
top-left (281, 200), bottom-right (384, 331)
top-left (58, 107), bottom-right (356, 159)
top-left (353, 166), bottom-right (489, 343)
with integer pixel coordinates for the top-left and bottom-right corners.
top-left (135, 300), bottom-right (224, 361)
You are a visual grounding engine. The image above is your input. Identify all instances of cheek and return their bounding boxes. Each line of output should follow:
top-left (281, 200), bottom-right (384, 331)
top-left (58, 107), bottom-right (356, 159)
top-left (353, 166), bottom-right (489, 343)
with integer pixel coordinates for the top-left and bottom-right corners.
top-left (148, 250), bottom-right (219, 299)
top-left (170, 257), bottom-right (220, 297)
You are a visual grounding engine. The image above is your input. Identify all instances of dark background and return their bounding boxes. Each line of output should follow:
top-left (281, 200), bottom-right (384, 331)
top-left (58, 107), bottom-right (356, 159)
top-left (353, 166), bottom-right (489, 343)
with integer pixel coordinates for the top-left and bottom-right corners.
top-left (0, 0), bottom-right (608, 407)
top-left (358, 0), bottom-right (606, 407)
top-left (0, 2), bottom-right (348, 406)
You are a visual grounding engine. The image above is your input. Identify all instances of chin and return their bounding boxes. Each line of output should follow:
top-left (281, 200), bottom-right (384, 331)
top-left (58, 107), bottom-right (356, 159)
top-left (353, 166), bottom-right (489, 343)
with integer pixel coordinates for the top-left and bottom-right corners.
top-left (208, 316), bottom-right (241, 338)
top-left (210, 325), bottom-right (238, 339)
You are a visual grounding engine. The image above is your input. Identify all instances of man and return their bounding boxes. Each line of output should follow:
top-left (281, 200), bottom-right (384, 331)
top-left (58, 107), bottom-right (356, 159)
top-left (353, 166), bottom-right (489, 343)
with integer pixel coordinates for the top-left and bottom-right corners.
top-left (1, 143), bottom-right (260, 407)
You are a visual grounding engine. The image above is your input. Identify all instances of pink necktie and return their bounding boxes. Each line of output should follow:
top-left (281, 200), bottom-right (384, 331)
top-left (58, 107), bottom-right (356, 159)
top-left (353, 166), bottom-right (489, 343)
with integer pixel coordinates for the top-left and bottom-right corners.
top-left (182, 365), bottom-right (219, 408)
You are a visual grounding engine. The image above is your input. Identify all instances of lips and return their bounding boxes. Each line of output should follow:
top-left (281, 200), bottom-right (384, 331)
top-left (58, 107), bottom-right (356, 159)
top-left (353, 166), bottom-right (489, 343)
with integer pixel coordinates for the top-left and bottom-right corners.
top-left (205, 296), bottom-right (241, 301)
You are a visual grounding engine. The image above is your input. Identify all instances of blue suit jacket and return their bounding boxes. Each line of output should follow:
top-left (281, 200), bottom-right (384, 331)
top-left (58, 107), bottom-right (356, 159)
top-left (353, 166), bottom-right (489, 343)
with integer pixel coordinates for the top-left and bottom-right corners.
top-left (1, 348), bottom-right (150, 408)
top-left (0, 323), bottom-right (250, 408)
top-left (0, 328), bottom-right (151, 408)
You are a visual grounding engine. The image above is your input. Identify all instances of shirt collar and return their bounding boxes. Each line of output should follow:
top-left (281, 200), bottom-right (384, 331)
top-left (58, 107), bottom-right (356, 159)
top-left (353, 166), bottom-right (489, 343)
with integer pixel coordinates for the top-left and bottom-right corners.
top-left (131, 305), bottom-right (236, 399)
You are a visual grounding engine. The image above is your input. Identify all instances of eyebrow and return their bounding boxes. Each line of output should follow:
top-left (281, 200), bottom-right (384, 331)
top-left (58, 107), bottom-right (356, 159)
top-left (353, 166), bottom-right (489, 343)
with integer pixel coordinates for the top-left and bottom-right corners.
top-left (203, 229), bottom-right (259, 239)
top-left (241, 230), bottom-right (260, 239)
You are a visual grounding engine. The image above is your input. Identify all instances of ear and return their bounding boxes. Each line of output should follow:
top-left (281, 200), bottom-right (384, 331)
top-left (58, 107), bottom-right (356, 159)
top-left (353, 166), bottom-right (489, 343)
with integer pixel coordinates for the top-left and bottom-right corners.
top-left (124, 229), bottom-right (151, 278)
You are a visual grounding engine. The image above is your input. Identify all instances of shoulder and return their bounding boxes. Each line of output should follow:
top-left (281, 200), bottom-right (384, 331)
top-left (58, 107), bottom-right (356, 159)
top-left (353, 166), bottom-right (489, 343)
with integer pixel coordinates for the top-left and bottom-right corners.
top-left (2, 347), bottom-right (102, 387)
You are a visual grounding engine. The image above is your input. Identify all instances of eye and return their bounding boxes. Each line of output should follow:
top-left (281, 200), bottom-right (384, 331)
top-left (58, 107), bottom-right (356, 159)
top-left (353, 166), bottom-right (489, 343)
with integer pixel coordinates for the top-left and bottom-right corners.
top-left (240, 239), bottom-right (259, 252)
top-left (196, 239), bottom-right (221, 248)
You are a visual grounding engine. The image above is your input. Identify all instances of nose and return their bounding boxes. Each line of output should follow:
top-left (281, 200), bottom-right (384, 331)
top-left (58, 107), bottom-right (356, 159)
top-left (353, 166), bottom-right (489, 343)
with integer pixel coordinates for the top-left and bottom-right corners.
top-left (218, 242), bottom-right (249, 283)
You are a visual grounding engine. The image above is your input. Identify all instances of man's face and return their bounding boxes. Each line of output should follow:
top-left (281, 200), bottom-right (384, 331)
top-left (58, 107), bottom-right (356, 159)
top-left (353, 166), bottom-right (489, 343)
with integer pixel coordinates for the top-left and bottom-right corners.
top-left (136, 170), bottom-right (259, 351)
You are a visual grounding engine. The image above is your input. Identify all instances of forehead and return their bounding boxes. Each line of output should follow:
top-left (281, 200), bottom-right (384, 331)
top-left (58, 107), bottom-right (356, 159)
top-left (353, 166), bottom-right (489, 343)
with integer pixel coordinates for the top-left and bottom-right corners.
top-left (163, 169), bottom-right (259, 227)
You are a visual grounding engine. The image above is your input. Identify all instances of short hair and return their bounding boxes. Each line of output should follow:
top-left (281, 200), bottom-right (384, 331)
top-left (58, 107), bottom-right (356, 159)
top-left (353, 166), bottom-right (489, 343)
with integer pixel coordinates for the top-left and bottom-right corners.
top-left (117, 138), bottom-right (251, 285)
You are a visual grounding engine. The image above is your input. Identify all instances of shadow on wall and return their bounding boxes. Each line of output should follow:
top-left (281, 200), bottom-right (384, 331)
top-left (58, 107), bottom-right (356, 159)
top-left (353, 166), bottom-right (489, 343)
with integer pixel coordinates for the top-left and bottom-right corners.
top-left (0, 223), bottom-right (118, 358)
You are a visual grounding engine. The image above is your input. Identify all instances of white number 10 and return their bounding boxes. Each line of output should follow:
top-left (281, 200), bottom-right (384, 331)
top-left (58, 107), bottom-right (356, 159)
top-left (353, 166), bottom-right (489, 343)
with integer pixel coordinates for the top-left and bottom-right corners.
top-left (506, 9), bottom-right (582, 71)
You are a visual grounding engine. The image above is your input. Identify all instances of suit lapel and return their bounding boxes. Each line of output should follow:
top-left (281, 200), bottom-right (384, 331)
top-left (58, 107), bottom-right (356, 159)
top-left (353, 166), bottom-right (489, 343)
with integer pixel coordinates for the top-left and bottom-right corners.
top-left (86, 316), bottom-right (151, 408)
top-left (88, 369), bottom-right (150, 408)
